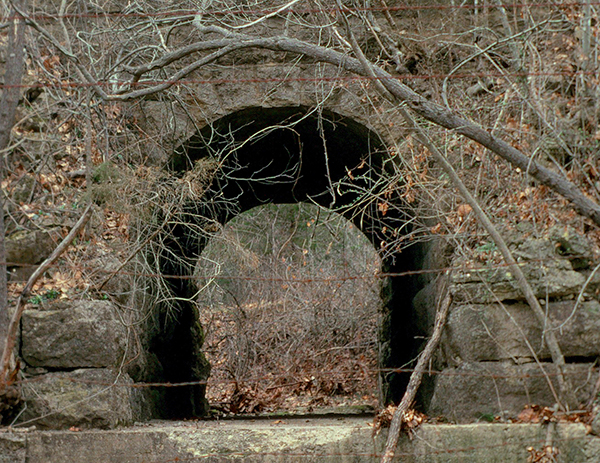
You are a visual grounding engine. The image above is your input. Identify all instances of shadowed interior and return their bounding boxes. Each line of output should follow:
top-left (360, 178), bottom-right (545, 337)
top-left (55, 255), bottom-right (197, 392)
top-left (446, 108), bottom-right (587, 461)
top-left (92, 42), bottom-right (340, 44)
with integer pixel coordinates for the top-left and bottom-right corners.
top-left (150, 106), bottom-right (434, 418)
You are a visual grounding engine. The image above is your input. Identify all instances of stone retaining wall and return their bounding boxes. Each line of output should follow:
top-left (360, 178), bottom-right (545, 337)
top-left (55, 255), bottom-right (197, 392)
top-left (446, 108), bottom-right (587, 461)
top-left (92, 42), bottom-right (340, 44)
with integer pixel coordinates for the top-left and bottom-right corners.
top-left (10, 224), bottom-right (599, 429)
top-left (434, 226), bottom-right (600, 421)
top-left (2, 0), bottom-right (598, 432)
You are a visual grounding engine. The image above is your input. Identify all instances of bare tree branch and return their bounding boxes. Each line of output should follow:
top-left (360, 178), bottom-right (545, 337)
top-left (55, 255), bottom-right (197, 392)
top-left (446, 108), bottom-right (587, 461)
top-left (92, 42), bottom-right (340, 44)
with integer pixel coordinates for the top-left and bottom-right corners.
top-left (13, 10), bottom-right (595, 231)
top-left (338, 9), bottom-right (576, 457)
top-left (53, 25), bottom-right (600, 227)
top-left (381, 289), bottom-right (451, 463)
top-left (229, 0), bottom-right (303, 30)
top-left (399, 109), bottom-right (577, 409)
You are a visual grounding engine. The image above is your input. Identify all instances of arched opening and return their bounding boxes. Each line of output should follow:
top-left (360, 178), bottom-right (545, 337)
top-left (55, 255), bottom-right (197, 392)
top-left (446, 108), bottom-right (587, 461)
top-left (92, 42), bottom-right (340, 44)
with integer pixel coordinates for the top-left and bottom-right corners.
top-left (149, 106), bottom-right (440, 419)
top-left (197, 203), bottom-right (382, 413)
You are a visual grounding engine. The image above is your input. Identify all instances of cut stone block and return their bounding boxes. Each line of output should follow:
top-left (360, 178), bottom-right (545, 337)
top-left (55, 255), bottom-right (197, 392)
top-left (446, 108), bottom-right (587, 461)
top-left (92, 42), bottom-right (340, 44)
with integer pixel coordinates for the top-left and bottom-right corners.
top-left (444, 300), bottom-right (600, 362)
top-left (450, 229), bottom-right (592, 303)
top-left (0, 433), bottom-right (26, 463)
top-left (5, 229), bottom-right (56, 266)
top-left (18, 420), bottom-right (595, 463)
top-left (451, 262), bottom-right (585, 303)
top-left (19, 368), bottom-right (146, 429)
top-left (428, 362), bottom-right (597, 423)
top-left (21, 300), bottom-right (127, 369)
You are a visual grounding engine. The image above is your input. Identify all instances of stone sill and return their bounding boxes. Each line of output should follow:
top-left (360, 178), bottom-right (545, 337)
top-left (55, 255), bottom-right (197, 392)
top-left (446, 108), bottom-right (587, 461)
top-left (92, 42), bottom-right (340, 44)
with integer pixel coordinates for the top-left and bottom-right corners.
top-left (2, 418), bottom-right (598, 463)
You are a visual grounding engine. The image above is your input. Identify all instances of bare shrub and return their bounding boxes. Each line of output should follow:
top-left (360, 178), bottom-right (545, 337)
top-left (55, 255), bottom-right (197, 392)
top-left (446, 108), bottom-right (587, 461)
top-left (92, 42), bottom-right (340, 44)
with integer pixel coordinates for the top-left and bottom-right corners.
top-left (196, 202), bottom-right (381, 412)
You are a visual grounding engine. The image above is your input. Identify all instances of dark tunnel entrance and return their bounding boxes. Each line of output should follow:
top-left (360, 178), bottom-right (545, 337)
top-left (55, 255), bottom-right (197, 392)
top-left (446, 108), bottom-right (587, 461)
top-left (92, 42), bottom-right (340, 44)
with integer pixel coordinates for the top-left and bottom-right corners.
top-left (149, 106), bottom-right (439, 418)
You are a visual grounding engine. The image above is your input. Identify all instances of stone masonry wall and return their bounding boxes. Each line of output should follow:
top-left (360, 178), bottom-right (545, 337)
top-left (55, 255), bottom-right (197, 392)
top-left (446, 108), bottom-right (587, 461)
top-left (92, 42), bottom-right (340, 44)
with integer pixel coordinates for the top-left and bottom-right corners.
top-left (2, 0), bottom-right (599, 432)
top-left (432, 225), bottom-right (600, 422)
top-left (9, 223), bottom-right (600, 429)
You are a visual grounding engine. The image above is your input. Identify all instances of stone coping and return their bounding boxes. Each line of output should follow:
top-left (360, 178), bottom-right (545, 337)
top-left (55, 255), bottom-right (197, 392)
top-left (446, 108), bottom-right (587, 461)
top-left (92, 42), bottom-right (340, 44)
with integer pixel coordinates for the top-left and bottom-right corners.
top-left (1, 418), bottom-right (598, 462)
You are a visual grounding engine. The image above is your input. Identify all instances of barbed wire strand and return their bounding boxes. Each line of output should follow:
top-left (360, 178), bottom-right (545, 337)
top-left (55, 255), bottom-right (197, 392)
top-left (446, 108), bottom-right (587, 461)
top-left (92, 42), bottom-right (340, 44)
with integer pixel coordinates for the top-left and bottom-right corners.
top-left (0, 1), bottom-right (599, 22)
top-left (3, 251), bottom-right (596, 283)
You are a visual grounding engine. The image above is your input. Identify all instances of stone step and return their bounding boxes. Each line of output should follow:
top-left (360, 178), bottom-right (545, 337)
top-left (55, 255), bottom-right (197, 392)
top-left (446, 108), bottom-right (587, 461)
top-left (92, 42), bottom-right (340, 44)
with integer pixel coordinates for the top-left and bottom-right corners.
top-left (1, 418), bottom-right (597, 463)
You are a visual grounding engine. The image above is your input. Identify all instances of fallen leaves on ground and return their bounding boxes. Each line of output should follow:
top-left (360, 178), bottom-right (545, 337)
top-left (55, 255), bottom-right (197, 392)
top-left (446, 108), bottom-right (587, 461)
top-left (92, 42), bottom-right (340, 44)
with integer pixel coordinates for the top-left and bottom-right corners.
top-left (517, 404), bottom-right (592, 425)
top-left (527, 445), bottom-right (559, 463)
top-left (372, 406), bottom-right (425, 439)
top-left (228, 382), bottom-right (269, 415)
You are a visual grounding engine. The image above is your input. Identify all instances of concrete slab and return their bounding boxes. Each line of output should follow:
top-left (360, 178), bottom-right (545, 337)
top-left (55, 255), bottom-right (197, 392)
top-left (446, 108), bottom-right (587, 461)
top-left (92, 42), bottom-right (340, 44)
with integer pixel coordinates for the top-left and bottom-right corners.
top-left (1, 418), bottom-right (597, 463)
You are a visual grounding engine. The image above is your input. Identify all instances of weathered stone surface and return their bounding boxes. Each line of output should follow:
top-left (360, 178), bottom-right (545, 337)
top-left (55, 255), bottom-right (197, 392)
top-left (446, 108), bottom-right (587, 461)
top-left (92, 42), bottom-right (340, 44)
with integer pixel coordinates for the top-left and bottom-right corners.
top-left (587, 438), bottom-right (600, 463)
top-left (5, 229), bottom-right (55, 266)
top-left (84, 253), bottom-right (136, 303)
top-left (135, 61), bottom-right (406, 155)
top-left (444, 300), bottom-right (600, 362)
top-left (19, 368), bottom-right (146, 429)
top-left (0, 432), bottom-right (26, 463)
top-left (16, 420), bottom-right (596, 463)
top-left (546, 226), bottom-right (593, 267)
top-left (412, 279), bottom-right (440, 335)
top-left (451, 261), bottom-right (585, 303)
top-left (21, 300), bottom-right (127, 369)
top-left (451, 228), bottom-right (592, 303)
top-left (591, 404), bottom-right (600, 436)
top-left (428, 362), bottom-right (597, 423)
top-left (9, 173), bottom-right (36, 204)
top-left (407, 422), bottom-right (590, 463)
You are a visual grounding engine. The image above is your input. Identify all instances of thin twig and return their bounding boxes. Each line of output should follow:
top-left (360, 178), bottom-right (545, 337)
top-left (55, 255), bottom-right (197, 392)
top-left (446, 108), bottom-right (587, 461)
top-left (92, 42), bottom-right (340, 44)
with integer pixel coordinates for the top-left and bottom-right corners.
top-left (399, 112), bottom-right (576, 409)
top-left (339, 2), bottom-right (576, 409)
top-left (96, 220), bottom-right (167, 292)
top-left (230, 0), bottom-right (303, 30)
top-left (555, 260), bottom-right (600, 332)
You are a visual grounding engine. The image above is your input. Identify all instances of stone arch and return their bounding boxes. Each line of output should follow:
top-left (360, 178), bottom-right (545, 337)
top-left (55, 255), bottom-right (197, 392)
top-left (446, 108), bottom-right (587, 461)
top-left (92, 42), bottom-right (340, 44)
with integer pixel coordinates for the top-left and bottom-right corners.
top-left (148, 105), bottom-right (444, 419)
top-left (138, 62), bottom-right (405, 164)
